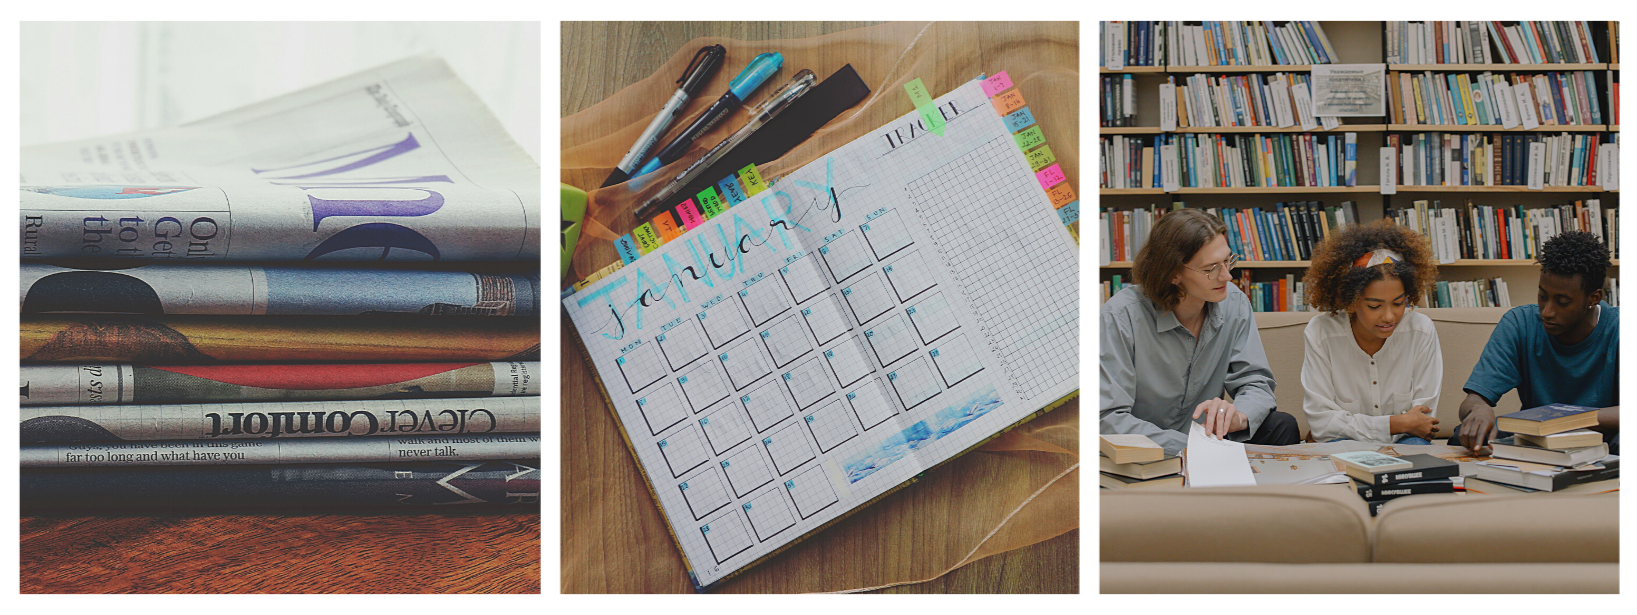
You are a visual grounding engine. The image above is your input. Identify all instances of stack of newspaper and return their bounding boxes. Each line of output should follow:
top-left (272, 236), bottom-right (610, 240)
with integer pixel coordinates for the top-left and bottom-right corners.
top-left (19, 57), bottom-right (542, 510)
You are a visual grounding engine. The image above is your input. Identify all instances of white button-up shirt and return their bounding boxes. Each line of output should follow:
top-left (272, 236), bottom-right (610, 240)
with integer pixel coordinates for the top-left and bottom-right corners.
top-left (1300, 309), bottom-right (1442, 443)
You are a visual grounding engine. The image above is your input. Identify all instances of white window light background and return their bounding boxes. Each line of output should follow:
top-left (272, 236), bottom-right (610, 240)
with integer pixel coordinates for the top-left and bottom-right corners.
top-left (20, 21), bottom-right (542, 164)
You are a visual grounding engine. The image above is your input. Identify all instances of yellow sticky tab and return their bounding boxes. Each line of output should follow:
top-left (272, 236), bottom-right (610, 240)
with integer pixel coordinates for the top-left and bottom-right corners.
top-left (738, 164), bottom-right (767, 196)
top-left (1026, 144), bottom-right (1057, 172)
top-left (633, 223), bottom-right (661, 254)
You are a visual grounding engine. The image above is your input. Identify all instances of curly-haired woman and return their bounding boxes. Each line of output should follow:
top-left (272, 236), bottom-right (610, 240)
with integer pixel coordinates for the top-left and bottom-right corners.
top-left (1299, 219), bottom-right (1444, 445)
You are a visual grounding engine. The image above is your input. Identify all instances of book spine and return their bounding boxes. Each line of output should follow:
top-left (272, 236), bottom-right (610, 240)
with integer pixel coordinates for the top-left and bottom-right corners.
top-left (21, 458), bottom-right (542, 510)
top-left (21, 396), bottom-right (541, 442)
top-left (22, 433), bottom-right (543, 467)
top-left (1373, 464), bottom-right (1460, 486)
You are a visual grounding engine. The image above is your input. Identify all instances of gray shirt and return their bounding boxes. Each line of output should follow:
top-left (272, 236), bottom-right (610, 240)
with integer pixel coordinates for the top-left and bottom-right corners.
top-left (1100, 284), bottom-right (1277, 455)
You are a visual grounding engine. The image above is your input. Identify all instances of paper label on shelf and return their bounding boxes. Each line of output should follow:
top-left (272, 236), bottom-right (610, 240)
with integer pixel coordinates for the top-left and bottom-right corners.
top-left (1515, 85), bottom-right (1541, 130)
top-left (1380, 147), bottom-right (1397, 195)
top-left (1159, 83), bottom-right (1177, 132)
top-left (1601, 144), bottom-right (1619, 191)
top-left (1292, 86), bottom-right (1318, 131)
top-left (981, 71), bottom-right (1014, 98)
top-left (1494, 80), bottom-right (1520, 129)
top-left (1528, 141), bottom-right (1545, 190)
top-left (1161, 143), bottom-right (1180, 192)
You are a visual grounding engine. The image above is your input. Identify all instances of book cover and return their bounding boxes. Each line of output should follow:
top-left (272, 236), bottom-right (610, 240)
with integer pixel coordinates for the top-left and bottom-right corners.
top-left (1332, 450), bottom-right (1411, 472)
top-left (1497, 403), bottom-right (1601, 436)
top-left (1100, 471), bottom-right (1184, 490)
top-left (1100, 454), bottom-right (1181, 480)
top-left (1491, 436), bottom-right (1609, 467)
top-left (1354, 477), bottom-right (1456, 500)
top-left (1349, 453), bottom-right (1459, 486)
top-left (1516, 428), bottom-right (1604, 450)
top-left (1472, 455), bottom-right (1620, 492)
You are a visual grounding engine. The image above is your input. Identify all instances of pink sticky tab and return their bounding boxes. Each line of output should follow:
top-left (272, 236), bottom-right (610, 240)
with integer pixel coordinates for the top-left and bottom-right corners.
top-left (676, 199), bottom-right (704, 229)
top-left (982, 71), bottom-right (1014, 98)
top-left (1035, 164), bottom-right (1066, 190)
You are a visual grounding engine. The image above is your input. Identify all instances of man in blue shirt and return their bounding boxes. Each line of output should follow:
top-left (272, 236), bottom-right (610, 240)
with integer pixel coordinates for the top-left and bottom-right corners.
top-left (1455, 231), bottom-right (1619, 452)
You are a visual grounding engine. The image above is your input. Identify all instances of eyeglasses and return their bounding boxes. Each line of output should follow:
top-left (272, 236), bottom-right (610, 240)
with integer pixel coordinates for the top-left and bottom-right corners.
top-left (1182, 253), bottom-right (1239, 278)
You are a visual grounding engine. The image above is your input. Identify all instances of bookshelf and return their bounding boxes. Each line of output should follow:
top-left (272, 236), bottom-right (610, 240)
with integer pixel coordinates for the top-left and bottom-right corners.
top-left (1099, 21), bottom-right (1619, 310)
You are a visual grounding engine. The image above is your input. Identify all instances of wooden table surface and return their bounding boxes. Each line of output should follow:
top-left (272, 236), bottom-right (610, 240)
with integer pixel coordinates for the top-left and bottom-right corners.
top-left (21, 510), bottom-right (540, 593)
top-left (560, 21), bottom-right (1078, 594)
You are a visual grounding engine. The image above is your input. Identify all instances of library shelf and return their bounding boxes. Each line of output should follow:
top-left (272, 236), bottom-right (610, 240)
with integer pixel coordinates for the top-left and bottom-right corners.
top-left (1392, 185), bottom-right (1612, 193)
top-left (1384, 124), bottom-right (1609, 132)
top-left (1100, 66), bottom-right (1166, 74)
top-left (1100, 127), bottom-right (1165, 134)
top-left (1100, 259), bottom-right (1618, 270)
top-left (1388, 63), bottom-right (1608, 71)
top-left (1166, 65), bottom-right (1314, 73)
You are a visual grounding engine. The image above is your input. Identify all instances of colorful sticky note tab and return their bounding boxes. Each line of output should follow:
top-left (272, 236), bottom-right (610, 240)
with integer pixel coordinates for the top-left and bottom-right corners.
top-left (718, 175), bottom-right (747, 204)
top-left (738, 164), bottom-right (767, 196)
top-left (697, 187), bottom-right (726, 218)
top-left (981, 71), bottom-right (1015, 98)
top-left (653, 211), bottom-right (682, 242)
top-left (1047, 182), bottom-right (1076, 209)
top-left (1035, 163), bottom-right (1067, 190)
top-left (903, 78), bottom-right (945, 137)
top-left (1057, 200), bottom-right (1080, 225)
top-left (1025, 144), bottom-right (1057, 172)
top-left (1014, 125), bottom-right (1045, 151)
top-left (633, 222), bottom-right (662, 254)
top-left (991, 89), bottom-right (1025, 116)
top-left (614, 234), bottom-right (641, 264)
top-left (1003, 107), bottom-right (1036, 133)
top-left (676, 199), bottom-right (704, 229)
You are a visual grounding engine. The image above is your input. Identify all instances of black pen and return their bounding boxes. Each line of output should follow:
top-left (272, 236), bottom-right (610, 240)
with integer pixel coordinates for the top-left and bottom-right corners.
top-left (600, 45), bottom-right (725, 188)
top-left (629, 52), bottom-right (784, 180)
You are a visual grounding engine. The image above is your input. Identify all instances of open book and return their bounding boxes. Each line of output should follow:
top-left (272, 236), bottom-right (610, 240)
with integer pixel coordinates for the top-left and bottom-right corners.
top-left (563, 77), bottom-right (1078, 589)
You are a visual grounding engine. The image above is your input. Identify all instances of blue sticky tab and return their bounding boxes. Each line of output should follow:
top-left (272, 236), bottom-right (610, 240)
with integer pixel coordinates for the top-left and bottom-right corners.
top-left (718, 175), bottom-right (747, 205)
top-left (1004, 106), bottom-right (1037, 133)
top-left (614, 234), bottom-right (641, 264)
top-left (1058, 200), bottom-right (1080, 225)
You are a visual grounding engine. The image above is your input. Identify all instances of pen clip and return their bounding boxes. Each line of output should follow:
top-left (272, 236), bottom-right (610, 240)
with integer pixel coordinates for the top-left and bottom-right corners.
top-left (677, 45), bottom-right (726, 96)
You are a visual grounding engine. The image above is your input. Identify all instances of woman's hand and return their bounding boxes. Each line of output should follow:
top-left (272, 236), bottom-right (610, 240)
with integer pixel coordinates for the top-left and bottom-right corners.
top-left (1391, 405), bottom-right (1440, 439)
top-left (1192, 398), bottom-right (1248, 439)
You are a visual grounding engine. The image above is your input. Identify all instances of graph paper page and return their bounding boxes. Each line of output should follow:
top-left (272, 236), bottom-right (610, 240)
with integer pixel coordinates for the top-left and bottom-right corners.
top-left (564, 78), bottom-right (1078, 589)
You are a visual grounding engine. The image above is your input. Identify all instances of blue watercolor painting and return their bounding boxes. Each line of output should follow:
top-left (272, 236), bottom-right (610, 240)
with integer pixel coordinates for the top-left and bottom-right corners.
top-left (842, 386), bottom-right (1001, 484)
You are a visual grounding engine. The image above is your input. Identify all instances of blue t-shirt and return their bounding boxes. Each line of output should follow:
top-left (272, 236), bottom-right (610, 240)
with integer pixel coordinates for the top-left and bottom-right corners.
top-left (1464, 302), bottom-right (1619, 409)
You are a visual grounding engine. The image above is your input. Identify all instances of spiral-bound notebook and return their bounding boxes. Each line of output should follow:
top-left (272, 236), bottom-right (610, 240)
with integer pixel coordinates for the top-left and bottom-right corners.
top-left (563, 75), bottom-right (1078, 590)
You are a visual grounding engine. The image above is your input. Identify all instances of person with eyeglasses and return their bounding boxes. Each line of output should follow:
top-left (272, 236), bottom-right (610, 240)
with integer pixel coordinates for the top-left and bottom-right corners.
top-left (1100, 208), bottom-right (1299, 456)
top-left (1298, 220), bottom-right (1444, 445)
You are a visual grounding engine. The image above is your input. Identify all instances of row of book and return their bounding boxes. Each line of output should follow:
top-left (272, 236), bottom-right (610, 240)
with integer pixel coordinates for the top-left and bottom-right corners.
top-left (1427, 278), bottom-right (1514, 309)
top-left (1100, 22), bottom-right (1340, 70)
top-left (1385, 21), bottom-right (1605, 66)
top-left (1164, 72), bottom-right (1337, 130)
top-left (1387, 199), bottom-right (1613, 262)
top-left (1100, 133), bottom-right (1359, 190)
top-left (1387, 70), bottom-right (1606, 127)
top-left (1101, 74), bottom-right (1138, 127)
top-left (1388, 132), bottom-right (1615, 188)
top-left (1100, 202), bottom-right (1362, 265)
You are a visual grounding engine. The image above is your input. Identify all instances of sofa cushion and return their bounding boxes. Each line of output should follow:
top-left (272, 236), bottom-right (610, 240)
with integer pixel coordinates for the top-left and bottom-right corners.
top-left (1101, 484), bottom-right (1371, 563)
top-left (1373, 493), bottom-right (1619, 563)
top-left (1101, 562), bottom-right (1617, 593)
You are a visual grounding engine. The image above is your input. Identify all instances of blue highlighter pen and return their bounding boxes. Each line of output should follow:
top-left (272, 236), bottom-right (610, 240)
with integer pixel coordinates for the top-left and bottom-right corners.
top-left (630, 52), bottom-right (784, 179)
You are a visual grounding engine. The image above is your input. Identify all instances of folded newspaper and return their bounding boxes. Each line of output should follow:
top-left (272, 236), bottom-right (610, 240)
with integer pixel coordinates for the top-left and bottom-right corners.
top-left (21, 56), bottom-right (540, 262)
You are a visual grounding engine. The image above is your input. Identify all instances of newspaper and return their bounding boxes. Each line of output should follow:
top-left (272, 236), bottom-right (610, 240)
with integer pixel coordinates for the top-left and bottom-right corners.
top-left (21, 362), bottom-right (540, 406)
top-left (21, 433), bottom-right (542, 467)
top-left (21, 396), bottom-right (540, 442)
top-left (20, 56), bottom-right (539, 262)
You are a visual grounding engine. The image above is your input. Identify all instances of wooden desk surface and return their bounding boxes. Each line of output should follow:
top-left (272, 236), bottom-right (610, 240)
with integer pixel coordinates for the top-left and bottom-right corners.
top-left (562, 23), bottom-right (1078, 593)
top-left (21, 510), bottom-right (540, 593)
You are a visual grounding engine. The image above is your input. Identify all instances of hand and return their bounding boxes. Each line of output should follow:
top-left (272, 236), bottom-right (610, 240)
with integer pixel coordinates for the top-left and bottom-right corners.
top-left (1391, 405), bottom-right (1440, 439)
top-left (1458, 405), bottom-right (1498, 452)
top-left (1192, 398), bottom-right (1248, 439)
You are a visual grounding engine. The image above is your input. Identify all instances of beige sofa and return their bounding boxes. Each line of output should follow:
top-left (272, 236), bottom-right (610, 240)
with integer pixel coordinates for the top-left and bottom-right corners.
top-left (1101, 307), bottom-right (1619, 593)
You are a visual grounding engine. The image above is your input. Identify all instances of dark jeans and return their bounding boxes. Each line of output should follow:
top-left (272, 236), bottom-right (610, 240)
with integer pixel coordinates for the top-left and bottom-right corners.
top-left (1244, 410), bottom-right (1300, 446)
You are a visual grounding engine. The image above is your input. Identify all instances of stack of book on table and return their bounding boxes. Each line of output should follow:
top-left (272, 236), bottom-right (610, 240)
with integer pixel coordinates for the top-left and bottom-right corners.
top-left (1333, 451), bottom-right (1459, 516)
top-left (1100, 434), bottom-right (1182, 489)
top-left (1467, 405), bottom-right (1619, 496)
top-left (19, 57), bottom-right (542, 510)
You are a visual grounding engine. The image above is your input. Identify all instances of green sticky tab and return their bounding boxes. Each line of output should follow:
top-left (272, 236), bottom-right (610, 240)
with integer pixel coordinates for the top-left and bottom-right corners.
top-left (1026, 144), bottom-right (1057, 172)
top-left (904, 78), bottom-right (945, 136)
top-left (738, 164), bottom-right (767, 196)
top-left (697, 188), bottom-right (725, 218)
top-left (1014, 125), bottom-right (1045, 151)
top-left (632, 222), bottom-right (661, 254)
